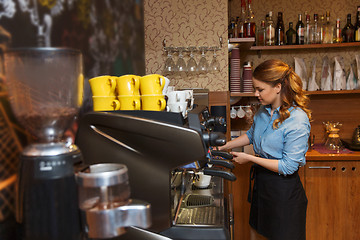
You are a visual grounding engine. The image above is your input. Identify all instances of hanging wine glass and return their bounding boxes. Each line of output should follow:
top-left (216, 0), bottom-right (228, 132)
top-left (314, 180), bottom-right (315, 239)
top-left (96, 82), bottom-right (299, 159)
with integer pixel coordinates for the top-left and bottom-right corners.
top-left (176, 47), bottom-right (187, 72)
top-left (197, 46), bottom-right (208, 72)
top-left (187, 46), bottom-right (198, 72)
top-left (164, 47), bottom-right (176, 72)
top-left (210, 47), bottom-right (220, 71)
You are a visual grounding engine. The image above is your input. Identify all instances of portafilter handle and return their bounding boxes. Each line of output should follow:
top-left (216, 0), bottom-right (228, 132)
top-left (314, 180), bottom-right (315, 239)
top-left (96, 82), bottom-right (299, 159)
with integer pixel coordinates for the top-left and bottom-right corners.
top-left (76, 163), bottom-right (152, 239)
top-left (208, 158), bottom-right (235, 170)
top-left (203, 167), bottom-right (237, 181)
top-left (210, 150), bottom-right (234, 160)
top-left (84, 199), bottom-right (151, 239)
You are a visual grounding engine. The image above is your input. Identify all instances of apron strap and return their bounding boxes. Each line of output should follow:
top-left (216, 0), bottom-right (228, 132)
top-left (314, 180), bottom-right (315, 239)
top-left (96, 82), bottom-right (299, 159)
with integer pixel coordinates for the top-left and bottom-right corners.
top-left (247, 164), bottom-right (256, 203)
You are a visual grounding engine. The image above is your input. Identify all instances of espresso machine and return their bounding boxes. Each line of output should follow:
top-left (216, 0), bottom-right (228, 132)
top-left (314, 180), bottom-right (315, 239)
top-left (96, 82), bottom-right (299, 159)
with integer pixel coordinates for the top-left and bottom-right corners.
top-left (75, 106), bottom-right (236, 240)
top-left (3, 48), bottom-right (153, 240)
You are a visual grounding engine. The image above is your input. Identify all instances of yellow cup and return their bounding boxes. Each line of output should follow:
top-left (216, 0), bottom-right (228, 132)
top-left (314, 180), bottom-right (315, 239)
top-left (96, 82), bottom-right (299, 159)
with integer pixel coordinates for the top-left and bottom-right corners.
top-left (92, 96), bottom-right (120, 111)
top-left (139, 74), bottom-right (166, 95)
top-left (89, 75), bottom-right (117, 96)
top-left (116, 75), bottom-right (140, 96)
top-left (141, 95), bottom-right (166, 111)
top-left (117, 96), bottom-right (141, 110)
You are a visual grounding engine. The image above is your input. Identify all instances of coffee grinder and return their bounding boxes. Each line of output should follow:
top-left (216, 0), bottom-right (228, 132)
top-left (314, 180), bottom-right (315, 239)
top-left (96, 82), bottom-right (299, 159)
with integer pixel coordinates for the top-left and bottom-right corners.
top-left (3, 48), bottom-right (83, 240)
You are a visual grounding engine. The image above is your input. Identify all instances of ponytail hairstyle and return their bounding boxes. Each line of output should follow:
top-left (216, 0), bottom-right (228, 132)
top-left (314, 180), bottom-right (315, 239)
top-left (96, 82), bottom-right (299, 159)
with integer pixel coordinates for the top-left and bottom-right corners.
top-left (253, 59), bottom-right (312, 129)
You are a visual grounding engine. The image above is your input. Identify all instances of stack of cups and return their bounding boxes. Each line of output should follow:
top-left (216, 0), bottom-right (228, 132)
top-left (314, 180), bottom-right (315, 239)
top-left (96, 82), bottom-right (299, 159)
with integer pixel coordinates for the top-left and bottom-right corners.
top-left (89, 76), bottom-right (120, 111)
top-left (230, 48), bottom-right (241, 93)
top-left (166, 90), bottom-right (194, 117)
top-left (139, 74), bottom-right (167, 111)
top-left (242, 62), bottom-right (253, 93)
top-left (116, 75), bottom-right (141, 110)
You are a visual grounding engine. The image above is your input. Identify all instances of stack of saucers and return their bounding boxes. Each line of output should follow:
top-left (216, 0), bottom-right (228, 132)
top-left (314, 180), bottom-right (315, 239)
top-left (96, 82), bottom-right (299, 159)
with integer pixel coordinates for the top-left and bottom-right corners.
top-left (242, 61), bottom-right (253, 93)
top-left (229, 48), bottom-right (241, 93)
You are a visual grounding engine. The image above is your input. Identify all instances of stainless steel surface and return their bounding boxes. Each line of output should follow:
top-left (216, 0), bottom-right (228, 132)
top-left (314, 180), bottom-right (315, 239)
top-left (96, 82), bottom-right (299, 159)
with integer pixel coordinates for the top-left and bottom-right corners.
top-left (77, 163), bottom-right (152, 239)
top-left (171, 175), bottom-right (226, 227)
top-left (77, 163), bottom-right (129, 187)
top-left (177, 206), bottom-right (217, 225)
top-left (82, 199), bottom-right (151, 239)
top-left (21, 142), bottom-right (79, 157)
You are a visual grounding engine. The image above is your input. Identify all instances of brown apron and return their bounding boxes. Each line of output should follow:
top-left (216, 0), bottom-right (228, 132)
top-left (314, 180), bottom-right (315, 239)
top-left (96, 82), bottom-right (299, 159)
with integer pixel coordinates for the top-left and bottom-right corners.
top-left (248, 164), bottom-right (308, 240)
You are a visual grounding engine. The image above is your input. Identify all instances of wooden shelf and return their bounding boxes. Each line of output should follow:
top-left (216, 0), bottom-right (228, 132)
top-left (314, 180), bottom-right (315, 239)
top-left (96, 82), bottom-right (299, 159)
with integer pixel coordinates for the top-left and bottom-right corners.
top-left (228, 38), bottom-right (255, 52)
top-left (306, 89), bottom-right (360, 95)
top-left (250, 42), bottom-right (360, 51)
top-left (228, 38), bottom-right (255, 43)
top-left (230, 92), bottom-right (255, 97)
top-left (230, 89), bottom-right (360, 97)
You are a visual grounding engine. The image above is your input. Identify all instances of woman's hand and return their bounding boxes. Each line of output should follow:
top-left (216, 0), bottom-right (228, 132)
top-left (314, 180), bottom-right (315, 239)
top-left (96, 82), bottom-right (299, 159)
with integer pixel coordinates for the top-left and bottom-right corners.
top-left (230, 152), bottom-right (252, 164)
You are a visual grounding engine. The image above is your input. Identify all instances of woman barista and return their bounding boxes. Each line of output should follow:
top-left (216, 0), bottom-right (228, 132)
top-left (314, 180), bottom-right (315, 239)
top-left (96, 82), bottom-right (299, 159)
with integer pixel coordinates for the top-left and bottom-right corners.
top-left (220, 59), bottom-right (311, 240)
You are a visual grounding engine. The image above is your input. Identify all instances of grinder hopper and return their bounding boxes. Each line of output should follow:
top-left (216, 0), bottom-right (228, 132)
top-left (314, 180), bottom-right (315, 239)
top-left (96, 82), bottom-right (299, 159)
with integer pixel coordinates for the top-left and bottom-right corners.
top-left (4, 47), bottom-right (83, 143)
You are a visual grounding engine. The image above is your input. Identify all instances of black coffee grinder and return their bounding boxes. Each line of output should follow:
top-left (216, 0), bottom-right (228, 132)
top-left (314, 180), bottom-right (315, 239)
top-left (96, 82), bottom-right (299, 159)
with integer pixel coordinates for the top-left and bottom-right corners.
top-left (3, 48), bottom-right (84, 240)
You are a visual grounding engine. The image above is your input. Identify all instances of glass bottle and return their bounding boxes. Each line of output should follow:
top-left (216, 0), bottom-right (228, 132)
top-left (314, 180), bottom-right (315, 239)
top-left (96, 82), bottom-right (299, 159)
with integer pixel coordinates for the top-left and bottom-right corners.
top-left (275, 12), bottom-right (285, 45)
top-left (323, 11), bottom-right (333, 43)
top-left (233, 21), bottom-right (239, 38)
top-left (266, 11), bottom-right (275, 45)
top-left (311, 14), bottom-right (321, 43)
top-left (238, 0), bottom-right (246, 38)
top-left (304, 13), bottom-right (311, 44)
top-left (229, 18), bottom-right (236, 38)
top-left (286, 22), bottom-right (297, 45)
top-left (355, 6), bottom-right (360, 42)
top-left (333, 18), bottom-right (342, 43)
top-left (319, 15), bottom-right (325, 43)
top-left (342, 14), bottom-right (355, 42)
top-left (257, 20), bottom-right (266, 46)
top-left (244, 0), bottom-right (256, 37)
top-left (296, 14), bottom-right (305, 44)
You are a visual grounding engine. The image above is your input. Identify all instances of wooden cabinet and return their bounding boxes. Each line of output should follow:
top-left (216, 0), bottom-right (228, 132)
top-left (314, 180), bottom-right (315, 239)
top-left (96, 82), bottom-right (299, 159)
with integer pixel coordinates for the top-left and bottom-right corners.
top-left (305, 160), bottom-right (360, 240)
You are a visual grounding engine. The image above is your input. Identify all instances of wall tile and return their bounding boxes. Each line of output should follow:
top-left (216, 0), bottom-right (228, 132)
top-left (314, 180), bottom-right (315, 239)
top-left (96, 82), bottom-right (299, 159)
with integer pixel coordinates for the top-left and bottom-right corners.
top-left (144, 0), bottom-right (229, 91)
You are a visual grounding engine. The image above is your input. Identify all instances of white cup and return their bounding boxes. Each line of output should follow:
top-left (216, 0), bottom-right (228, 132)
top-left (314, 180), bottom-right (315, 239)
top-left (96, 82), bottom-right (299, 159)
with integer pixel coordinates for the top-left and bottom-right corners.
top-left (237, 106), bottom-right (246, 118)
top-left (167, 91), bottom-right (187, 103)
top-left (230, 107), bottom-right (237, 119)
top-left (161, 77), bottom-right (171, 95)
top-left (166, 86), bottom-right (175, 94)
top-left (166, 101), bottom-right (188, 117)
top-left (194, 172), bottom-right (211, 188)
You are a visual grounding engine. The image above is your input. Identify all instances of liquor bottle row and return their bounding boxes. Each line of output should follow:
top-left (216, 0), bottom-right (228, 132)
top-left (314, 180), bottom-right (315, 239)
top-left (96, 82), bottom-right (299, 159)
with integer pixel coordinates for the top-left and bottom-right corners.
top-left (229, 6), bottom-right (360, 46)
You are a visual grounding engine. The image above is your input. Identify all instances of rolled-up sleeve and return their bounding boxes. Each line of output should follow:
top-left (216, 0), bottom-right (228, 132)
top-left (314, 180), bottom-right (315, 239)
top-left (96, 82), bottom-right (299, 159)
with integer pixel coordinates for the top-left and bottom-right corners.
top-left (278, 114), bottom-right (310, 175)
top-left (246, 119), bottom-right (256, 145)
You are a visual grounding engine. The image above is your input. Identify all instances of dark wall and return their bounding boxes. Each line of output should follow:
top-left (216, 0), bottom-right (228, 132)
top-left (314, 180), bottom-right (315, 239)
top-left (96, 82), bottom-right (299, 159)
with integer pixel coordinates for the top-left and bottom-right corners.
top-left (0, 0), bottom-right (145, 113)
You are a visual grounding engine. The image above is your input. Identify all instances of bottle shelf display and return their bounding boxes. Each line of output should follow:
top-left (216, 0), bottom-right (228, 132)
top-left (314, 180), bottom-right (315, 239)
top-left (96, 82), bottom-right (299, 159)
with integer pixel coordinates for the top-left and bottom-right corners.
top-left (229, 6), bottom-right (360, 47)
top-left (228, 38), bottom-right (360, 50)
top-left (250, 41), bottom-right (360, 50)
top-left (230, 89), bottom-right (360, 97)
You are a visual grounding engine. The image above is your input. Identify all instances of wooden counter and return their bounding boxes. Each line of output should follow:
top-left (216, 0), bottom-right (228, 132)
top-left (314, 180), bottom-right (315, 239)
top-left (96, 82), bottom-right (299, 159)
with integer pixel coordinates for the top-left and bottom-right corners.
top-left (306, 148), bottom-right (360, 161)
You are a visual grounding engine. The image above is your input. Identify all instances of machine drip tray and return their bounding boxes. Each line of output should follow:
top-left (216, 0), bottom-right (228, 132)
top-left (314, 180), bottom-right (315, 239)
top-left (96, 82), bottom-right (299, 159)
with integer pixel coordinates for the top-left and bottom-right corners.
top-left (184, 194), bottom-right (214, 207)
top-left (176, 206), bottom-right (217, 225)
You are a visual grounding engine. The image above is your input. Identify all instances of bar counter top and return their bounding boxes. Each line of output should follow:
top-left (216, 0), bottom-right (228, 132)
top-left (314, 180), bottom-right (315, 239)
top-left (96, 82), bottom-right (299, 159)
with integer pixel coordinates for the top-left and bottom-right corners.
top-left (306, 147), bottom-right (360, 161)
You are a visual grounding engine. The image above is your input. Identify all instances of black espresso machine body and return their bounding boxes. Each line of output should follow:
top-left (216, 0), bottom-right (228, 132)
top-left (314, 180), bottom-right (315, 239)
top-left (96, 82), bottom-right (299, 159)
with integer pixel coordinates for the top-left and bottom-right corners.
top-left (75, 105), bottom-right (233, 239)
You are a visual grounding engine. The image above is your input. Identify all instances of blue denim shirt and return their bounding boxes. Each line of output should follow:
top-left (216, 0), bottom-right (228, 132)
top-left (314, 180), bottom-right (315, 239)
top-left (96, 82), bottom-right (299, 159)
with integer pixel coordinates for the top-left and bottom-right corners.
top-left (246, 105), bottom-right (310, 175)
